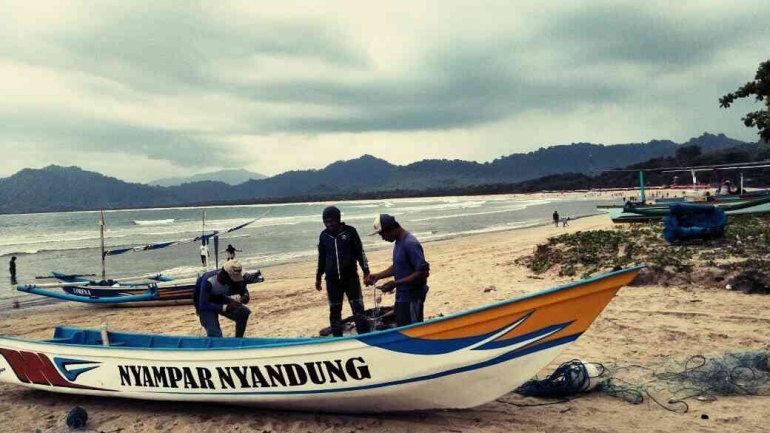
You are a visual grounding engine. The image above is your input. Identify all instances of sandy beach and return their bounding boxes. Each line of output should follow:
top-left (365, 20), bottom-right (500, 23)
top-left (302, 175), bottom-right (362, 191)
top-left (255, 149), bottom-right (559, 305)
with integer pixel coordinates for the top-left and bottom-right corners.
top-left (1, 213), bottom-right (768, 433)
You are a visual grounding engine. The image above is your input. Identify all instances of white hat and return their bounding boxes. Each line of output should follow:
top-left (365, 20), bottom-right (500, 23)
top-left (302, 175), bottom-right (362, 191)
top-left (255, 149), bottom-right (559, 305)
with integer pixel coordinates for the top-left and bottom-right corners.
top-left (223, 260), bottom-right (244, 283)
top-left (370, 214), bottom-right (399, 235)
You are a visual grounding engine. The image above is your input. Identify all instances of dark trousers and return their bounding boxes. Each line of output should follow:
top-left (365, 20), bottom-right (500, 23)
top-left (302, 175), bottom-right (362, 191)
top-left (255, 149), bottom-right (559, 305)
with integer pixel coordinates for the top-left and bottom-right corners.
top-left (198, 304), bottom-right (251, 338)
top-left (326, 276), bottom-right (370, 337)
top-left (395, 300), bottom-right (424, 327)
top-left (395, 287), bottom-right (428, 327)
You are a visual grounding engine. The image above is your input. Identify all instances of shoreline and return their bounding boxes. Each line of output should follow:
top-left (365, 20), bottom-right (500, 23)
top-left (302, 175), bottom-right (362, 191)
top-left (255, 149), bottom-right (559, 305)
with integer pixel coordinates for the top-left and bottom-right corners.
top-left (0, 189), bottom-right (619, 217)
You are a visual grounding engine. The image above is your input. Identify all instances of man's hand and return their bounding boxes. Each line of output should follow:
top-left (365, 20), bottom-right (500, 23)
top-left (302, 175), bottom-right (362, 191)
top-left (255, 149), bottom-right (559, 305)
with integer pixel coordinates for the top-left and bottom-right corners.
top-left (315, 280), bottom-right (323, 291)
top-left (364, 273), bottom-right (378, 286)
top-left (240, 292), bottom-right (250, 305)
top-left (380, 280), bottom-right (396, 292)
top-left (226, 300), bottom-right (242, 312)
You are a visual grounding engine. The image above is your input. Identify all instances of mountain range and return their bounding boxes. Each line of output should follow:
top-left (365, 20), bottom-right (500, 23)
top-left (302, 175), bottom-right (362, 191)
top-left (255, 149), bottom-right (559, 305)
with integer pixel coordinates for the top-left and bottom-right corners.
top-left (0, 133), bottom-right (755, 214)
top-left (149, 169), bottom-right (266, 187)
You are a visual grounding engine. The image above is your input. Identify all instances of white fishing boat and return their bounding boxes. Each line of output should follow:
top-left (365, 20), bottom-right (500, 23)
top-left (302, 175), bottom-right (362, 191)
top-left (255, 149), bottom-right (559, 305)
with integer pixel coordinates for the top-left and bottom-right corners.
top-left (0, 266), bottom-right (642, 412)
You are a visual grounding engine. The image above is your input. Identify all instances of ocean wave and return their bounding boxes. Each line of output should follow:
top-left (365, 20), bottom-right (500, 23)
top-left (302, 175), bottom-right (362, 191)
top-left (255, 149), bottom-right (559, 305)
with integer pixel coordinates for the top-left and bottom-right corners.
top-left (0, 244), bottom-right (95, 257)
top-left (0, 231), bottom-right (130, 247)
top-left (416, 220), bottom-right (543, 241)
top-left (132, 219), bottom-right (175, 226)
top-left (408, 206), bottom-right (529, 222)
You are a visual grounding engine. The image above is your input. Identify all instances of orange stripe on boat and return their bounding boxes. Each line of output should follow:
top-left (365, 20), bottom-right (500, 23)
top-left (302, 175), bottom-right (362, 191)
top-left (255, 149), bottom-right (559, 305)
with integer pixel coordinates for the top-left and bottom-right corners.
top-left (402, 270), bottom-right (637, 340)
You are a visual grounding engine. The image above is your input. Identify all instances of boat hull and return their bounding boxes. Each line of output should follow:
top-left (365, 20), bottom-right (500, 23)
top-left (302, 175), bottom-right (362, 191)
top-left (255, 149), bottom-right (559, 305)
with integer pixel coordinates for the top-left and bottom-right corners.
top-left (0, 266), bottom-right (642, 412)
top-left (61, 282), bottom-right (195, 303)
top-left (17, 272), bottom-right (197, 306)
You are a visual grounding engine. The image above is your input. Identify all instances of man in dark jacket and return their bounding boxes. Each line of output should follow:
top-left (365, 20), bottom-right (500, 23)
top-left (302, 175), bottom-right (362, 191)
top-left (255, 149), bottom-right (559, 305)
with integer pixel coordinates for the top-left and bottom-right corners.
top-left (194, 260), bottom-right (251, 338)
top-left (316, 206), bottom-right (371, 337)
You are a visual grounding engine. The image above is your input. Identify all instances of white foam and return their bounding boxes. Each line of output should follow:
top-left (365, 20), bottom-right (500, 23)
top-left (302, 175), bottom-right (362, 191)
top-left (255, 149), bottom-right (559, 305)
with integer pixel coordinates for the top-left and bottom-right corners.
top-left (409, 206), bottom-right (529, 222)
top-left (132, 219), bottom-right (175, 226)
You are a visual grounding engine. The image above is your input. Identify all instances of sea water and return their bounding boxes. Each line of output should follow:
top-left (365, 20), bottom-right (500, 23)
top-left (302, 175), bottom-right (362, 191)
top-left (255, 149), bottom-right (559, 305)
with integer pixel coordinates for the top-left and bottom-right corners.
top-left (0, 194), bottom-right (613, 303)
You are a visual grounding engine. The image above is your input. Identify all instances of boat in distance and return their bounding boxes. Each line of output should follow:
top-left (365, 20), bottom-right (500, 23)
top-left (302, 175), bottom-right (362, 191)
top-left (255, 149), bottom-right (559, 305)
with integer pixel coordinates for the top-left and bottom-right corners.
top-left (0, 266), bottom-right (643, 412)
top-left (598, 194), bottom-right (770, 223)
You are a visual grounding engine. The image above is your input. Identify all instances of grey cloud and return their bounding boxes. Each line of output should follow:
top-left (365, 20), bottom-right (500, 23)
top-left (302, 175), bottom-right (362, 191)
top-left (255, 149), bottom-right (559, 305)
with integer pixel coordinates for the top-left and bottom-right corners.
top-left (2, 2), bottom-right (768, 171)
top-left (1, 113), bottom-right (240, 168)
top-left (1, 6), bottom-right (370, 95)
top-left (545, 5), bottom-right (770, 68)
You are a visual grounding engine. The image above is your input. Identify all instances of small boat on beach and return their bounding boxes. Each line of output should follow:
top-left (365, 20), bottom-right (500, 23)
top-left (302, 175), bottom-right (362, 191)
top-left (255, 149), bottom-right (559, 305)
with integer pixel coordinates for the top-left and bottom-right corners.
top-left (17, 273), bottom-right (197, 306)
top-left (16, 210), bottom-right (270, 306)
top-left (0, 266), bottom-right (642, 412)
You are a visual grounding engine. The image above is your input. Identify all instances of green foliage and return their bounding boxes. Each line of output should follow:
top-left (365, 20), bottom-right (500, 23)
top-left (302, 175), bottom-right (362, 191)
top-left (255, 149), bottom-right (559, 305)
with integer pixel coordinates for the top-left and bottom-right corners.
top-left (720, 60), bottom-right (770, 143)
top-left (519, 216), bottom-right (770, 292)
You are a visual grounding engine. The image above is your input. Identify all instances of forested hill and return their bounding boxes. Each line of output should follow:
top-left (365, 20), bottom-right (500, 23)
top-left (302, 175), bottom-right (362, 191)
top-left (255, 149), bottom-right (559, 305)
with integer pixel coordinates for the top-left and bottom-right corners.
top-left (0, 133), bottom-right (755, 214)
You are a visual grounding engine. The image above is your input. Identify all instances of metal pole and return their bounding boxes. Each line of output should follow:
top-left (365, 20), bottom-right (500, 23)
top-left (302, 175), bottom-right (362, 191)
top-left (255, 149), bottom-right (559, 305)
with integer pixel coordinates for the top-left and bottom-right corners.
top-left (741, 172), bottom-right (744, 194)
top-left (202, 210), bottom-right (208, 268)
top-left (100, 210), bottom-right (106, 281)
top-left (639, 171), bottom-right (646, 203)
top-left (214, 235), bottom-right (219, 268)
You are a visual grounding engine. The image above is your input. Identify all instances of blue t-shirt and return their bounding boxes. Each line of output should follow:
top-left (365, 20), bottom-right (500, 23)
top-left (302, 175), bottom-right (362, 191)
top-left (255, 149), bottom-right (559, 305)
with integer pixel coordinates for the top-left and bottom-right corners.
top-left (393, 232), bottom-right (430, 302)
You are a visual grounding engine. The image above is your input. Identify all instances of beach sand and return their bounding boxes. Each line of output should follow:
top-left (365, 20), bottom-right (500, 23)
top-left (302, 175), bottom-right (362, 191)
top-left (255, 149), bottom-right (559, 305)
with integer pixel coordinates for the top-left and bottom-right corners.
top-left (1, 214), bottom-right (768, 432)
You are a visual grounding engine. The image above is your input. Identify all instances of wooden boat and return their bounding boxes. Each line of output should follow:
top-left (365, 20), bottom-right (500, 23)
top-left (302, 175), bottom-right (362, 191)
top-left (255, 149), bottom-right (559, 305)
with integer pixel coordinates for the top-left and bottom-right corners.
top-left (16, 274), bottom-right (197, 306)
top-left (16, 210), bottom-right (270, 306)
top-left (0, 266), bottom-right (642, 412)
top-left (598, 194), bottom-right (770, 223)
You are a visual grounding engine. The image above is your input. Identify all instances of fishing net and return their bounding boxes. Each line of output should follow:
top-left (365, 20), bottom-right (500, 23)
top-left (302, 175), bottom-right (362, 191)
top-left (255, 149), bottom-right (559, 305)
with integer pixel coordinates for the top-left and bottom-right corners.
top-left (511, 351), bottom-right (770, 412)
top-left (600, 351), bottom-right (770, 412)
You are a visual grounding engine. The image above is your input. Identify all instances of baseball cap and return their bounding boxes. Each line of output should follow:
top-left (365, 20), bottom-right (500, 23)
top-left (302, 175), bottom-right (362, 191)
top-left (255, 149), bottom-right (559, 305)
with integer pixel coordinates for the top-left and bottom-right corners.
top-left (223, 260), bottom-right (244, 282)
top-left (370, 214), bottom-right (400, 235)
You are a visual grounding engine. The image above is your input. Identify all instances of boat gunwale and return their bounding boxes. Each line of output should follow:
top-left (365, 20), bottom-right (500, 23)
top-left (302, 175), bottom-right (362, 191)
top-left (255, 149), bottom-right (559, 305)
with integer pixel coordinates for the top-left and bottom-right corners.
top-left (0, 265), bottom-right (645, 352)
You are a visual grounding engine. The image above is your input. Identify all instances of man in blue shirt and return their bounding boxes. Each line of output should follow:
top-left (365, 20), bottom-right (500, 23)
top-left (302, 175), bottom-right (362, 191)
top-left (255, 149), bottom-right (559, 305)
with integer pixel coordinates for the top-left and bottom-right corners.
top-left (365, 214), bottom-right (430, 327)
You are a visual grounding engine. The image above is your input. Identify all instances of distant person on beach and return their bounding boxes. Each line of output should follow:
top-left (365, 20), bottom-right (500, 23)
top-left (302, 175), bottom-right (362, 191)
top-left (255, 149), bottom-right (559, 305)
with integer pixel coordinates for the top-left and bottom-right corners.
top-left (561, 217), bottom-right (570, 227)
top-left (366, 214), bottom-right (430, 327)
top-left (316, 206), bottom-right (371, 337)
top-left (552, 211), bottom-right (559, 227)
top-left (224, 244), bottom-right (241, 261)
top-left (194, 260), bottom-right (251, 338)
top-left (9, 256), bottom-right (16, 283)
top-left (199, 243), bottom-right (209, 266)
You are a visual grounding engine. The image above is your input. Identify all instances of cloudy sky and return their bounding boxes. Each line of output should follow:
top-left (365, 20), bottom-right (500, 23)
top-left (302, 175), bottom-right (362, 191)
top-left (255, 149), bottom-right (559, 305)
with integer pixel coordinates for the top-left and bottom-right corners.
top-left (2, 1), bottom-right (769, 182)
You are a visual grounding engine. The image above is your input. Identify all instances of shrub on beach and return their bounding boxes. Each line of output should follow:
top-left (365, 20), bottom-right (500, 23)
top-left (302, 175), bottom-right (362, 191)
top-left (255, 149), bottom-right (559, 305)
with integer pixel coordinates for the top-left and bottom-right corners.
top-left (518, 216), bottom-right (770, 292)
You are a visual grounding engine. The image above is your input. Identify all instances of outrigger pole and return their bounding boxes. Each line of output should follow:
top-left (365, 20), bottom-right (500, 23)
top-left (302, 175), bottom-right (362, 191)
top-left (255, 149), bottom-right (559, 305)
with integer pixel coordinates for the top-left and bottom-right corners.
top-left (100, 210), bottom-right (106, 281)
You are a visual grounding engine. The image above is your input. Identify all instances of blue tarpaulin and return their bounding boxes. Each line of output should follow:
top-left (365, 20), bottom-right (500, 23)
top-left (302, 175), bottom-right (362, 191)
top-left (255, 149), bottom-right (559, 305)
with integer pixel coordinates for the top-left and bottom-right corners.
top-left (663, 203), bottom-right (727, 243)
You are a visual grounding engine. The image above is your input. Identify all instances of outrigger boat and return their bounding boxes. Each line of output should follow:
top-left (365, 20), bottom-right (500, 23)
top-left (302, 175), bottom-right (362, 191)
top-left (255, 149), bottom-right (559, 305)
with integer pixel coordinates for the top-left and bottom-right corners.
top-left (18, 210), bottom-right (270, 305)
top-left (16, 274), bottom-right (198, 306)
top-left (600, 194), bottom-right (770, 223)
top-left (597, 162), bottom-right (770, 223)
top-left (0, 266), bottom-right (642, 412)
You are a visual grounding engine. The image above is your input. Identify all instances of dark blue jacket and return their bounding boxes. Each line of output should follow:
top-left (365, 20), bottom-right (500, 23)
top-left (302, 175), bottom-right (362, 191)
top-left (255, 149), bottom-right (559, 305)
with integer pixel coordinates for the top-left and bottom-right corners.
top-left (194, 269), bottom-right (247, 313)
top-left (316, 224), bottom-right (369, 281)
